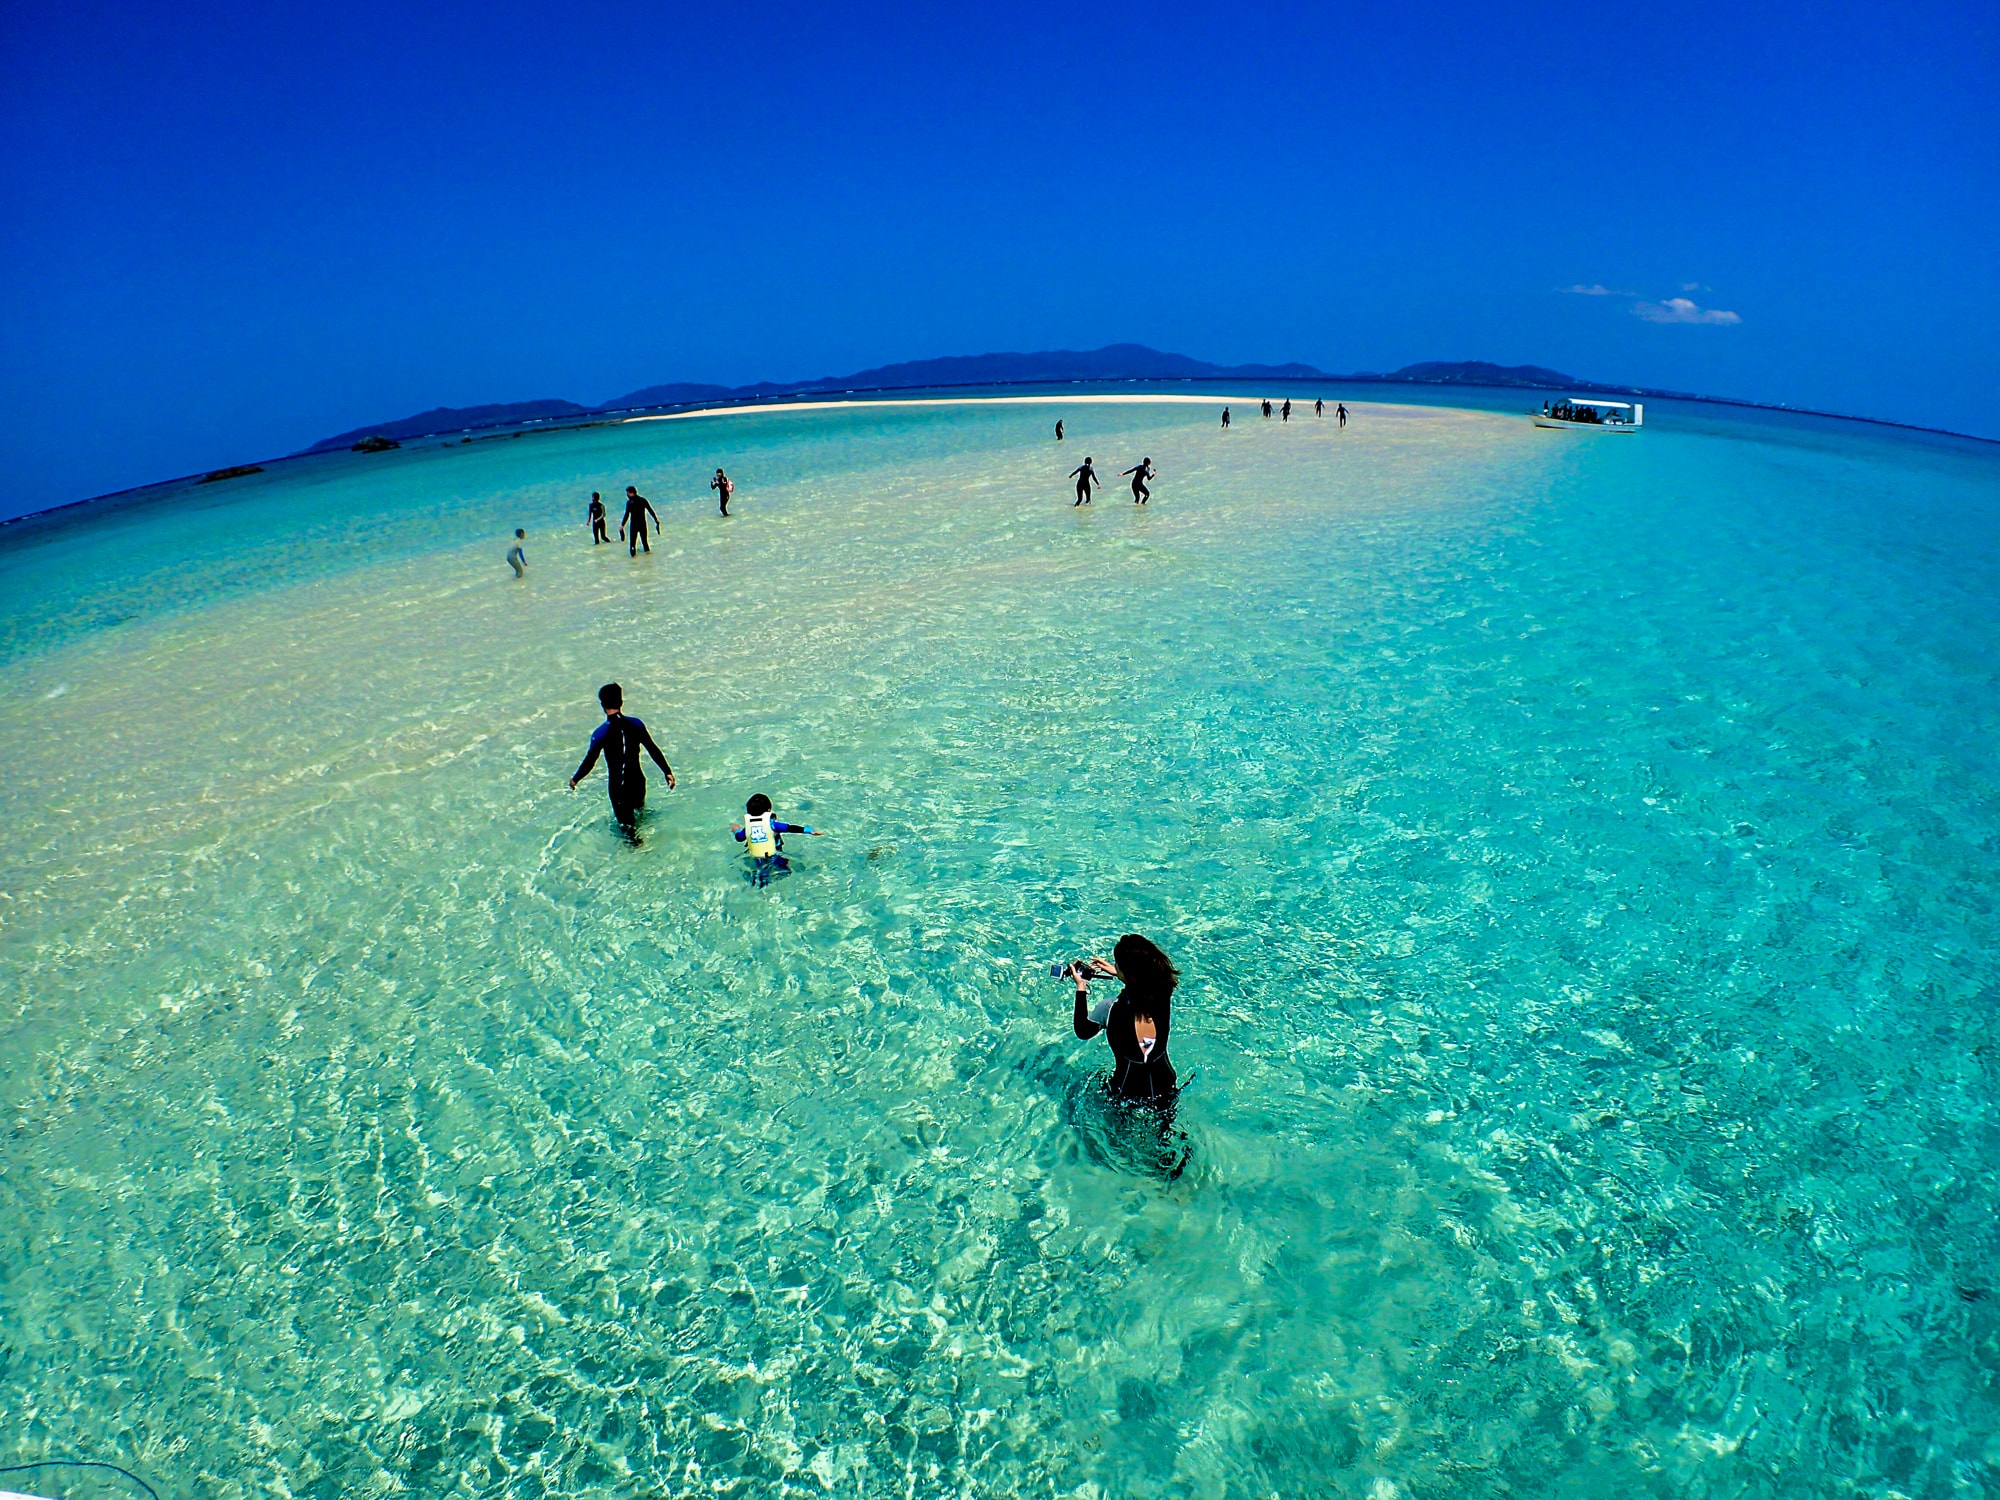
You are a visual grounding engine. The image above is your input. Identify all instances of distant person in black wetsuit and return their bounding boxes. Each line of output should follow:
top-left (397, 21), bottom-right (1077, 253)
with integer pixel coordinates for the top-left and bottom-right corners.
top-left (1121, 458), bottom-right (1157, 504)
top-left (1055, 419), bottom-right (1065, 441)
top-left (1315, 398), bottom-right (1324, 418)
top-left (568, 682), bottom-right (675, 838)
top-left (622, 486), bottom-right (659, 555)
top-left (588, 492), bottom-right (609, 544)
top-left (506, 529), bottom-right (526, 577)
top-left (711, 468), bottom-right (734, 517)
top-left (1221, 406), bottom-right (1231, 429)
top-left (1069, 934), bottom-right (1180, 1105)
top-left (1337, 403), bottom-right (1348, 429)
top-left (1070, 457), bottom-right (1102, 506)
top-left (1281, 399), bottom-right (1291, 422)
top-left (1261, 399), bottom-right (1272, 419)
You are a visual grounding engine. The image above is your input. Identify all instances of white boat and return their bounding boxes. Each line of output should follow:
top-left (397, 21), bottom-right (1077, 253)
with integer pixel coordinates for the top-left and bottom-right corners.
top-left (1534, 395), bottom-right (1643, 430)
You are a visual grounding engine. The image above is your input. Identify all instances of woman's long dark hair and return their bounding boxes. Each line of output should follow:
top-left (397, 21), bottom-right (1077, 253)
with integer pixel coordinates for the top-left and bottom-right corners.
top-left (1114, 934), bottom-right (1178, 1014)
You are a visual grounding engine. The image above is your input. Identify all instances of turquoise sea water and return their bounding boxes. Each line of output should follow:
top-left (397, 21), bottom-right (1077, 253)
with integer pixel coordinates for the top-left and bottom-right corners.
top-left (2, 396), bottom-right (1998, 1500)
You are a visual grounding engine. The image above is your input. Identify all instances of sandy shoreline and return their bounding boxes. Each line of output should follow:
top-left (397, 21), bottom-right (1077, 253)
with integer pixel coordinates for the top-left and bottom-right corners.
top-left (622, 393), bottom-right (1251, 424)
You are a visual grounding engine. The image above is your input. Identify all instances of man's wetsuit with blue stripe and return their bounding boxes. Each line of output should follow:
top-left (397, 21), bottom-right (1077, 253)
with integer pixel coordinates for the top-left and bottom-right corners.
top-left (571, 714), bottom-right (672, 822)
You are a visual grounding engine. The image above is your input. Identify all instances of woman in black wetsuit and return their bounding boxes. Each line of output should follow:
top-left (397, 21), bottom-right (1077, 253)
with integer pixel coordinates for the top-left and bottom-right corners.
top-left (1070, 934), bottom-right (1179, 1104)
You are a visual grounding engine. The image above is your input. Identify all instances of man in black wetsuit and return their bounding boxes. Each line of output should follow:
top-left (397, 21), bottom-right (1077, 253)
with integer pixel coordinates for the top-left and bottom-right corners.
top-left (569, 682), bottom-right (675, 834)
top-left (588, 492), bottom-right (609, 544)
top-left (1069, 456), bottom-right (1102, 506)
top-left (622, 486), bottom-right (659, 555)
top-left (1121, 457), bottom-right (1157, 505)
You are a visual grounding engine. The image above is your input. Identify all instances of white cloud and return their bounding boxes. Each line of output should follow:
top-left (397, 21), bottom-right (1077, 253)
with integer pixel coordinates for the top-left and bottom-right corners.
top-left (1561, 283), bottom-right (1628, 296)
top-left (1680, 281), bottom-right (1709, 292)
top-left (1634, 296), bottom-right (1741, 325)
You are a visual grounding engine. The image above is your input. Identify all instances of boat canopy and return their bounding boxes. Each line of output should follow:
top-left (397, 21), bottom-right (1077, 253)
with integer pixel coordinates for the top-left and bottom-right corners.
top-left (1554, 396), bottom-right (1634, 408)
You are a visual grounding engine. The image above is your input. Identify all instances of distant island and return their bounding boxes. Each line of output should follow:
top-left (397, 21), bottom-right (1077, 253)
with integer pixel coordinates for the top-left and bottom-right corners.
top-left (301, 346), bottom-right (1625, 453)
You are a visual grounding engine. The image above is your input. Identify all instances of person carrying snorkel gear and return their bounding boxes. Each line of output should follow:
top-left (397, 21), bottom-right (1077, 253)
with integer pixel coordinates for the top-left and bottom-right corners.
top-left (733, 793), bottom-right (823, 883)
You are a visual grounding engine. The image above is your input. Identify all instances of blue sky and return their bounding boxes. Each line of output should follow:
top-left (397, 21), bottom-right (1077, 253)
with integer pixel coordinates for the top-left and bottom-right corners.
top-left (2, 0), bottom-right (1994, 515)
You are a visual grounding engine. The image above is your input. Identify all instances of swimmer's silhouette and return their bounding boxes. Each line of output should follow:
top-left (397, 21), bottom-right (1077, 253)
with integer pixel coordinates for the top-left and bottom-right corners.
top-left (1121, 458), bottom-right (1157, 505)
top-left (569, 682), bottom-right (675, 843)
top-left (622, 486), bottom-right (659, 554)
top-left (1069, 457), bottom-right (1101, 506)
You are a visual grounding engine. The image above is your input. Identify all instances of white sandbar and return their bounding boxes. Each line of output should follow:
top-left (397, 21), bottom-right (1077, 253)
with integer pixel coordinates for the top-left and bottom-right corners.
top-left (623, 393), bottom-right (1242, 424)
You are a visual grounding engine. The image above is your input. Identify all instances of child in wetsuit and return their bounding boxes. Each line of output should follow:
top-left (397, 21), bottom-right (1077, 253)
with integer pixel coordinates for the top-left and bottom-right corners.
top-left (733, 792), bottom-right (822, 884)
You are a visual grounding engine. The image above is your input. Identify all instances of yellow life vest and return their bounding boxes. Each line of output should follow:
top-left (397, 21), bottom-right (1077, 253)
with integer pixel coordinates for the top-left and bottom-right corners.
top-left (744, 811), bottom-right (779, 859)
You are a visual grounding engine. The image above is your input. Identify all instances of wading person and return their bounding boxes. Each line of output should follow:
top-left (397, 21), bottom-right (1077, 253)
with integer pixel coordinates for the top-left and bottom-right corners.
top-left (588, 492), bottom-right (609, 544)
top-left (1067, 934), bottom-right (1180, 1105)
top-left (622, 486), bottom-right (659, 555)
top-left (1069, 456), bottom-right (1102, 506)
top-left (1121, 457), bottom-right (1157, 505)
top-left (568, 682), bottom-right (675, 838)
top-left (711, 468), bottom-right (734, 517)
top-left (506, 529), bottom-right (527, 578)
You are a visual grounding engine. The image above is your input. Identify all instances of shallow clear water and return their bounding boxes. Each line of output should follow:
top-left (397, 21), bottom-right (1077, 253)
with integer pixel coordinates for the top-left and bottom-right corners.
top-left (2, 398), bottom-right (1998, 1500)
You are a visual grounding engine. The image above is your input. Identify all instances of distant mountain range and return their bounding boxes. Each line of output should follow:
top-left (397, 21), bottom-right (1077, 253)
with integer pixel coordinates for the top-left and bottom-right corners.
top-left (300, 346), bottom-right (1615, 453)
